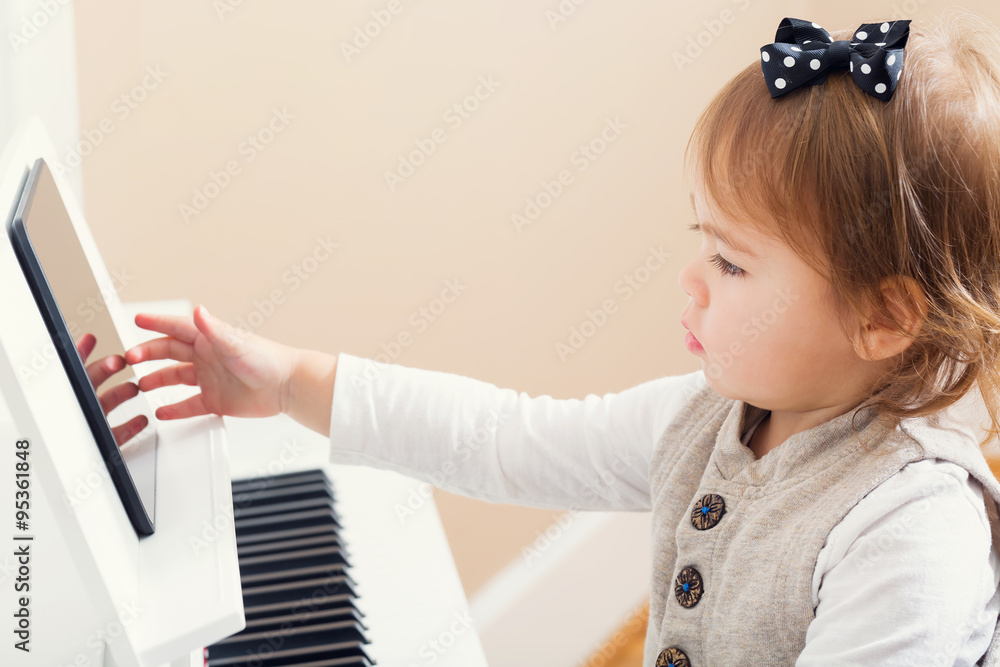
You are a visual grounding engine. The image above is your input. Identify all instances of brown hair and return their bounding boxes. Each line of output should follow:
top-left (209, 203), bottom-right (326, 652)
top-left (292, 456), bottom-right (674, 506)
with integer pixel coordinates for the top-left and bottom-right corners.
top-left (684, 9), bottom-right (1000, 450)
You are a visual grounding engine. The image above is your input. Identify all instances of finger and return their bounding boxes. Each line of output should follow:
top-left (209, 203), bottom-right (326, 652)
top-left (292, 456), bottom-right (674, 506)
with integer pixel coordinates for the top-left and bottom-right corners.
top-left (132, 311), bottom-right (199, 344)
top-left (76, 333), bottom-right (96, 362)
top-left (193, 304), bottom-right (245, 354)
top-left (87, 354), bottom-right (125, 390)
top-left (154, 393), bottom-right (209, 420)
top-left (125, 336), bottom-right (195, 366)
top-left (98, 380), bottom-right (139, 415)
top-left (136, 363), bottom-right (198, 392)
top-left (113, 415), bottom-right (148, 448)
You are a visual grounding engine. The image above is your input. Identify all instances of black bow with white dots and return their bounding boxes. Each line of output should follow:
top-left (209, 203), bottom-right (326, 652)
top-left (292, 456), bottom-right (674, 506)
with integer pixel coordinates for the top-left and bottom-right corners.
top-left (760, 18), bottom-right (910, 102)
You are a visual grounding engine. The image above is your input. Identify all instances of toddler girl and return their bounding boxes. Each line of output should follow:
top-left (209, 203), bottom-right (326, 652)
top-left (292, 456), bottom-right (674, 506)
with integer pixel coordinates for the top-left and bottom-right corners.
top-left (124, 9), bottom-right (1000, 666)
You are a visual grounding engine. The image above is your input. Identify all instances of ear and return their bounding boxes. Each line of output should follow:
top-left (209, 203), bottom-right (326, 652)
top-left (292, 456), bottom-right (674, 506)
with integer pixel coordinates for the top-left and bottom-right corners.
top-left (857, 275), bottom-right (928, 362)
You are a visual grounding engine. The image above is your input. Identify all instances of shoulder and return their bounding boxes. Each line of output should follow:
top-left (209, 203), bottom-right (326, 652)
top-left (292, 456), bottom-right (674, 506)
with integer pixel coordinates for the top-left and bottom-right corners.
top-left (812, 457), bottom-right (996, 602)
top-left (583, 368), bottom-right (707, 413)
top-left (824, 458), bottom-right (992, 562)
top-left (615, 368), bottom-right (708, 436)
top-left (802, 458), bottom-right (1000, 663)
top-left (859, 458), bottom-right (991, 532)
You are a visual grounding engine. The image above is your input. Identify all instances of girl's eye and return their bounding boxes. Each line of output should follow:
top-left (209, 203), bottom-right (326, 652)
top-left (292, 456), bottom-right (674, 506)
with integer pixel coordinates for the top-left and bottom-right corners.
top-left (710, 253), bottom-right (746, 278)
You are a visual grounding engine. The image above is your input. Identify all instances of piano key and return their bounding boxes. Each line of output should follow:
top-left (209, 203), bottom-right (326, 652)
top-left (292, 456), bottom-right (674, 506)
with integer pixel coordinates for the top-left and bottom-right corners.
top-left (208, 468), bottom-right (376, 667)
top-left (235, 485), bottom-right (333, 507)
top-left (243, 593), bottom-right (359, 620)
top-left (237, 533), bottom-right (341, 557)
top-left (233, 480), bottom-right (333, 506)
top-left (234, 486), bottom-right (334, 511)
top-left (242, 565), bottom-right (353, 589)
top-left (235, 506), bottom-right (341, 532)
top-left (240, 534), bottom-right (351, 564)
top-left (213, 653), bottom-right (374, 667)
top-left (207, 636), bottom-right (373, 667)
top-left (238, 545), bottom-right (351, 578)
top-left (241, 574), bottom-right (358, 608)
top-left (234, 490), bottom-right (342, 521)
top-left (234, 495), bottom-right (337, 520)
top-left (230, 469), bottom-right (331, 494)
top-left (222, 413), bottom-right (490, 666)
top-left (245, 658), bottom-right (372, 667)
top-left (207, 619), bottom-right (370, 665)
top-left (236, 523), bottom-right (341, 547)
top-left (241, 601), bottom-right (366, 632)
top-left (212, 617), bottom-right (366, 652)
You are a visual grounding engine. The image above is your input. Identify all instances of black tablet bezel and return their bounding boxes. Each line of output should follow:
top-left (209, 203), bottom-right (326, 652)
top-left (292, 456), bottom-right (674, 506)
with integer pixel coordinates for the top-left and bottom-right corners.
top-left (6, 157), bottom-right (154, 536)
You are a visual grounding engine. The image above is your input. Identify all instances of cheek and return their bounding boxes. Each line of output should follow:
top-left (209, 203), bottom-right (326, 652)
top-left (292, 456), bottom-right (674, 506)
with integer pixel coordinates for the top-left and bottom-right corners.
top-left (704, 291), bottom-right (796, 369)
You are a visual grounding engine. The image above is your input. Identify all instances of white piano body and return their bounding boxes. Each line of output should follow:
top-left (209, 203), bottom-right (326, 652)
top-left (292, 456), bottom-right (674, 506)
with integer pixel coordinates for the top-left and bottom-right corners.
top-left (0, 117), bottom-right (489, 667)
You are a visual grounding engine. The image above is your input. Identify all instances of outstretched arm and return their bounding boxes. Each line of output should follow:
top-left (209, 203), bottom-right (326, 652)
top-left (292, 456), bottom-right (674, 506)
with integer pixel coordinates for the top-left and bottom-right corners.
top-left (126, 303), bottom-right (705, 511)
top-left (320, 352), bottom-right (705, 511)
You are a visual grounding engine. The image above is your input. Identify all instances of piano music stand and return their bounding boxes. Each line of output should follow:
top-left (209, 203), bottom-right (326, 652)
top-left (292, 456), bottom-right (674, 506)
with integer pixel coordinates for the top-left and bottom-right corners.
top-left (0, 117), bottom-right (245, 666)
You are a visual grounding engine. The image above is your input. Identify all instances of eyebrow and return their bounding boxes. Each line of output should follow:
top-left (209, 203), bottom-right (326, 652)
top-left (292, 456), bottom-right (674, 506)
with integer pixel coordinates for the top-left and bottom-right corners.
top-left (687, 192), bottom-right (761, 260)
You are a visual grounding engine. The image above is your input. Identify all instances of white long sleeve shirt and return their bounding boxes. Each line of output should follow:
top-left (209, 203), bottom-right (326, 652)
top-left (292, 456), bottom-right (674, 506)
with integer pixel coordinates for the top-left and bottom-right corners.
top-left (327, 352), bottom-right (1000, 665)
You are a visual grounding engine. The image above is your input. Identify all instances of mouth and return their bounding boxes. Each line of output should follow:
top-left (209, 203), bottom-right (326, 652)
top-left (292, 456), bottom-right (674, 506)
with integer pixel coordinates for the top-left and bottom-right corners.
top-left (681, 319), bottom-right (704, 353)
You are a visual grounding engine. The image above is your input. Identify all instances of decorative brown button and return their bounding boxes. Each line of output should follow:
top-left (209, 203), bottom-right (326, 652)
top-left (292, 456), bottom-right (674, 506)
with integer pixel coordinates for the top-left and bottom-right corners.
top-left (690, 493), bottom-right (726, 530)
top-left (656, 646), bottom-right (690, 667)
top-left (674, 566), bottom-right (703, 608)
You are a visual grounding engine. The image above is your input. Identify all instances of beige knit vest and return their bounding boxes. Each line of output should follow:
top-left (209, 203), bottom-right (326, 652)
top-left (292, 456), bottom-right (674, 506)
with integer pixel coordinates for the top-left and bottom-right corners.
top-left (643, 376), bottom-right (1000, 666)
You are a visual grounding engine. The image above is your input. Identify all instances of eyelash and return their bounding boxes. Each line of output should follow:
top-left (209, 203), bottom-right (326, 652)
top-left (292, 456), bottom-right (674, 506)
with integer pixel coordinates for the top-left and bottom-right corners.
top-left (710, 253), bottom-right (746, 278)
top-left (687, 223), bottom-right (747, 279)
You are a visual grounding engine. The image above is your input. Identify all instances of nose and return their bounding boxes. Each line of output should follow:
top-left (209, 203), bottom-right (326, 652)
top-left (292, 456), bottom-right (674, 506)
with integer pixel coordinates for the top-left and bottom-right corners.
top-left (678, 254), bottom-right (705, 305)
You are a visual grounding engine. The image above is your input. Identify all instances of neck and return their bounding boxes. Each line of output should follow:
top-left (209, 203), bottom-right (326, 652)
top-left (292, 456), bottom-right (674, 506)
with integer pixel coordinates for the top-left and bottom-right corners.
top-left (748, 397), bottom-right (869, 460)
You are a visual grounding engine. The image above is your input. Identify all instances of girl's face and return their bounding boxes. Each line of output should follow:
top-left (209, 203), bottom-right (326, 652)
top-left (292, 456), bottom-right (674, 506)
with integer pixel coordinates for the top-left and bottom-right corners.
top-left (678, 184), bottom-right (873, 411)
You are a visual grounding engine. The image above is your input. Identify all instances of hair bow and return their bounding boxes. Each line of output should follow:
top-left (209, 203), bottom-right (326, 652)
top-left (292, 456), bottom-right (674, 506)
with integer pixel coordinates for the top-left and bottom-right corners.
top-left (759, 17), bottom-right (910, 101)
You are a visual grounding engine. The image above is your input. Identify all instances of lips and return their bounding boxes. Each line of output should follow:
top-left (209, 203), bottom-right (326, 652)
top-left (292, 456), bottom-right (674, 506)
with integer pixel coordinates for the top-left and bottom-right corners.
top-left (681, 318), bottom-right (697, 339)
top-left (681, 318), bottom-right (704, 350)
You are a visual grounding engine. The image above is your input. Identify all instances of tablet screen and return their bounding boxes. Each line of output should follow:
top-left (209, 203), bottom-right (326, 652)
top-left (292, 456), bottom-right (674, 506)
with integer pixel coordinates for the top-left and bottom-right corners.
top-left (7, 158), bottom-right (157, 535)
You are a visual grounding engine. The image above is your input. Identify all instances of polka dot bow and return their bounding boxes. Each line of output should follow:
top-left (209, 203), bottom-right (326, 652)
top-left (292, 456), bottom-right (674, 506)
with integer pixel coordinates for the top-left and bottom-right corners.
top-left (760, 17), bottom-right (910, 102)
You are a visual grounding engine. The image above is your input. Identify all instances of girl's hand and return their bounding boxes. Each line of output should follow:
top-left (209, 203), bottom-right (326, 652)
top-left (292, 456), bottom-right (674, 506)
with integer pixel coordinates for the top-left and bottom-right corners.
top-left (76, 332), bottom-right (149, 446)
top-left (123, 305), bottom-right (300, 421)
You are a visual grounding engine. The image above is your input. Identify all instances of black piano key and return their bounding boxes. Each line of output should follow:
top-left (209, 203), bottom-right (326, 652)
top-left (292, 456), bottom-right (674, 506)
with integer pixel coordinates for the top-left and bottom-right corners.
top-left (239, 529), bottom-right (351, 563)
top-left (208, 468), bottom-right (375, 667)
top-left (243, 601), bottom-right (367, 636)
top-left (234, 486), bottom-right (342, 520)
top-left (231, 469), bottom-right (330, 494)
top-left (221, 656), bottom-right (373, 667)
top-left (241, 601), bottom-right (366, 633)
top-left (207, 621), bottom-right (370, 664)
top-left (242, 600), bottom-right (368, 637)
top-left (243, 593), bottom-right (359, 620)
top-left (238, 533), bottom-right (341, 557)
top-left (243, 564), bottom-right (354, 588)
top-left (232, 467), bottom-right (330, 485)
top-left (235, 508), bottom-right (342, 537)
top-left (238, 545), bottom-right (351, 579)
top-left (251, 658), bottom-right (372, 667)
top-left (237, 523), bottom-right (344, 548)
top-left (208, 643), bottom-right (373, 667)
top-left (260, 658), bottom-right (373, 667)
top-left (235, 495), bottom-right (338, 521)
top-left (234, 480), bottom-right (333, 506)
top-left (207, 639), bottom-right (373, 667)
top-left (211, 618), bottom-right (366, 653)
top-left (241, 574), bottom-right (359, 608)
top-left (234, 482), bottom-right (334, 506)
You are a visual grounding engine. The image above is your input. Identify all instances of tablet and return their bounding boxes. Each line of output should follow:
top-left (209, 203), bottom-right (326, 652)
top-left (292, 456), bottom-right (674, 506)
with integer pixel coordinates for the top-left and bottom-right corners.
top-left (6, 157), bottom-right (156, 536)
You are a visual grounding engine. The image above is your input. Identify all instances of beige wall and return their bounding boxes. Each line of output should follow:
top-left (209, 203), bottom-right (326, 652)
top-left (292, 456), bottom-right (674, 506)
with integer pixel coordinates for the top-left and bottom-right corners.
top-left (72, 0), bottom-right (1000, 599)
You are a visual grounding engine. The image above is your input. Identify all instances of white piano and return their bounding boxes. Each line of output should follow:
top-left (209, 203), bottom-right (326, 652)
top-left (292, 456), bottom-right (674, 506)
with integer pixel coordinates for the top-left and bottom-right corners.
top-left (0, 118), bottom-right (490, 667)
